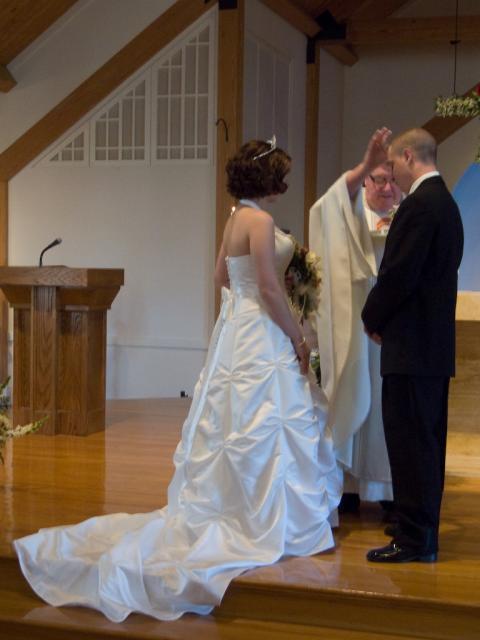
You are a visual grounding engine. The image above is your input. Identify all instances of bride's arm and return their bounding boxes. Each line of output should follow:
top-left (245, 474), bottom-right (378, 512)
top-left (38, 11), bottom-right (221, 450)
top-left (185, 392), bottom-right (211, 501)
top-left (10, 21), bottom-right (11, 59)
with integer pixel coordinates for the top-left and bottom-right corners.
top-left (249, 212), bottom-right (310, 374)
top-left (214, 243), bottom-right (229, 289)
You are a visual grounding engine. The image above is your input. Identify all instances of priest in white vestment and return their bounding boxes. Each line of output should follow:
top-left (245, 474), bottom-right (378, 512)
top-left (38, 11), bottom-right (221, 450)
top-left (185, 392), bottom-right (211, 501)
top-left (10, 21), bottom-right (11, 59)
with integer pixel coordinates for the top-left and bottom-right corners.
top-left (309, 129), bottom-right (402, 509)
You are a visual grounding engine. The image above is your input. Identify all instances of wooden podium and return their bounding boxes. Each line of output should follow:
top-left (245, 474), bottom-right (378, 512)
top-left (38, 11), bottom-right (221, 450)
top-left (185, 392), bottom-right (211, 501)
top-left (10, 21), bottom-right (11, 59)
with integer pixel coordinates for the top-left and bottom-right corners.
top-left (0, 266), bottom-right (124, 436)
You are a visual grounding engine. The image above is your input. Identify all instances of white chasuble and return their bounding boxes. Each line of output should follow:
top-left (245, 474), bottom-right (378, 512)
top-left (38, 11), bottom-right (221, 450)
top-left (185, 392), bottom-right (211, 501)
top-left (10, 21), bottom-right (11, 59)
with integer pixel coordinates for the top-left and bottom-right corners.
top-left (309, 173), bottom-right (392, 501)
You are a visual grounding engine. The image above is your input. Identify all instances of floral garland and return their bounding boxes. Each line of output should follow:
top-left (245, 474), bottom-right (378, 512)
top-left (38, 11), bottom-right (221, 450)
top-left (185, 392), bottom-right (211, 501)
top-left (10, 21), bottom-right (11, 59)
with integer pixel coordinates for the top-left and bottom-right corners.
top-left (0, 377), bottom-right (45, 464)
top-left (285, 240), bottom-right (322, 321)
top-left (435, 85), bottom-right (480, 162)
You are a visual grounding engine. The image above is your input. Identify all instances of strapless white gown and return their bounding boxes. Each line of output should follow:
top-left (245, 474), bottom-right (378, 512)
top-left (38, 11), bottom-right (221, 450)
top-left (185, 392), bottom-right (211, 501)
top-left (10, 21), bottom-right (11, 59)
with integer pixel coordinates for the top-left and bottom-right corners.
top-left (14, 227), bottom-right (341, 622)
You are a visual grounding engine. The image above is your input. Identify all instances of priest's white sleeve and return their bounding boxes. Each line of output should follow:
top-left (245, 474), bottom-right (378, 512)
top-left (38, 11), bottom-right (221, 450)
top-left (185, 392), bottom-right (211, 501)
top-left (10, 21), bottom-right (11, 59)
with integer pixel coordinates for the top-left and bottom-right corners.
top-left (309, 173), bottom-right (377, 467)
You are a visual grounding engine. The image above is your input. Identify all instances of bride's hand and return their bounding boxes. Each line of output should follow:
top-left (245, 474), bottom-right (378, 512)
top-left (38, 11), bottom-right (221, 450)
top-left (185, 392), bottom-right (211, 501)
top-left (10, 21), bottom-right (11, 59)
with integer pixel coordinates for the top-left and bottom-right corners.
top-left (294, 337), bottom-right (311, 375)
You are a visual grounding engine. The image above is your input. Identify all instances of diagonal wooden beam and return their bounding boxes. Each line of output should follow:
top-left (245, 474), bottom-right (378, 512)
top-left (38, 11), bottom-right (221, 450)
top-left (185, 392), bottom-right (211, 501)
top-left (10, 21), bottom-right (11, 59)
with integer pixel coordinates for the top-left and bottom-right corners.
top-left (0, 65), bottom-right (16, 93)
top-left (347, 16), bottom-right (480, 46)
top-left (0, 0), bottom-right (217, 181)
top-left (351, 0), bottom-right (411, 20)
top-left (259, 0), bottom-right (357, 66)
top-left (423, 82), bottom-right (480, 144)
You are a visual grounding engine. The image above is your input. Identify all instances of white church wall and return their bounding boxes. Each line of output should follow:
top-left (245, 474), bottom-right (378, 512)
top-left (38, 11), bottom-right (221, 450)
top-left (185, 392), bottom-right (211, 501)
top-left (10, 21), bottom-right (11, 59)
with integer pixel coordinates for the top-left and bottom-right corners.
top-left (244, 0), bottom-right (307, 242)
top-left (8, 8), bottom-right (217, 399)
top-left (0, 0), bottom-right (176, 154)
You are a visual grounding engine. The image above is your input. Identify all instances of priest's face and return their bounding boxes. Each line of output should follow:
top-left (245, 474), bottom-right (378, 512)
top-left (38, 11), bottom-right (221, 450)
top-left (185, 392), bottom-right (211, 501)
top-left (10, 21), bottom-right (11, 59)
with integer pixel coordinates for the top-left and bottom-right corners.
top-left (364, 165), bottom-right (400, 213)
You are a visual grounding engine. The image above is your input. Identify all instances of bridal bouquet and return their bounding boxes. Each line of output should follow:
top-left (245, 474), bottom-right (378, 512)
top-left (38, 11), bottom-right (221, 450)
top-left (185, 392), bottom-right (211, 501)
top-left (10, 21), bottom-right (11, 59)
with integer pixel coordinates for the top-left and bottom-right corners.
top-left (0, 377), bottom-right (45, 464)
top-left (285, 240), bottom-right (322, 320)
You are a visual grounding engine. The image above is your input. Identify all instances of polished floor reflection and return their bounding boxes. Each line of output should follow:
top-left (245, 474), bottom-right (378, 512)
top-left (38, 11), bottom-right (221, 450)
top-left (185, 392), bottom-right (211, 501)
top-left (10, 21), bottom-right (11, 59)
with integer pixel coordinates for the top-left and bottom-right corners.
top-left (0, 398), bottom-right (479, 639)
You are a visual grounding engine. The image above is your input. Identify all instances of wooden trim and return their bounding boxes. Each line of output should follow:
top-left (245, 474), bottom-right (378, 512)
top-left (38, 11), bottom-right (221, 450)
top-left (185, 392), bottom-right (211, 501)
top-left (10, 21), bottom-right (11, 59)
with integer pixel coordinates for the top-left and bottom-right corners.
top-left (0, 182), bottom-right (8, 382)
top-left (423, 82), bottom-right (480, 144)
top-left (0, 0), bottom-right (217, 181)
top-left (304, 40), bottom-right (320, 247)
top-left (347, 16), bottom-right (480, 46)
top-left (0, 65), bottom-right (16, 93)
top-left (215, 0), bottom-right (244, 311)
top-left (259, 0), bottom-right (358, 67)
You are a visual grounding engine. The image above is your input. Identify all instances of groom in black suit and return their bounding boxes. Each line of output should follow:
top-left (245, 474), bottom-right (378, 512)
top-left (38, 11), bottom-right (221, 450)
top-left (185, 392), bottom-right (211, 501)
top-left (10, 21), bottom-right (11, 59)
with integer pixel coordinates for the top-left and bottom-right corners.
top-left (361, 128), bottom-right (463, 562)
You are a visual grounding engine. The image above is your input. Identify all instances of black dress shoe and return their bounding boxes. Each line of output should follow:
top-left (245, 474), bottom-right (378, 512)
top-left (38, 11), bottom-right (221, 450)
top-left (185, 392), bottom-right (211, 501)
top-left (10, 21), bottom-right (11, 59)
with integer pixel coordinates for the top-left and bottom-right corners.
top-left (366, 543), bottom-right (437, 563)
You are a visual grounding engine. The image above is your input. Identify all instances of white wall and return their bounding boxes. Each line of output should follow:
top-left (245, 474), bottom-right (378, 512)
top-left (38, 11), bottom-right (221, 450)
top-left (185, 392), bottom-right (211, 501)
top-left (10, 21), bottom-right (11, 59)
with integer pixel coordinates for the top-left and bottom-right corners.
top-left (0, 0), bottom-right (177, 153)
top-left (6, 4), bottom-right (217, 399)
top-left (244, 0), bottom-right (306, 242)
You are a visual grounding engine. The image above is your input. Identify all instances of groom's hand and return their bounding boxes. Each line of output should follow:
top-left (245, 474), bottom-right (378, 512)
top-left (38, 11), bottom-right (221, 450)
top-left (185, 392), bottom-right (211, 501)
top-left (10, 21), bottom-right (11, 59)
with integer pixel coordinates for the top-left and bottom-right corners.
top-left (363, 325), bottom-right (382, 345)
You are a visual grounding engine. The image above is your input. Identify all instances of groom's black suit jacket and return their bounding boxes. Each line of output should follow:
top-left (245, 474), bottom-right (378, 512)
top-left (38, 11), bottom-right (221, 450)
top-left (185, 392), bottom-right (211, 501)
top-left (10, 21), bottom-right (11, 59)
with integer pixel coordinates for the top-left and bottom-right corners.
top-left (362, 175), bottom-right (464, 377)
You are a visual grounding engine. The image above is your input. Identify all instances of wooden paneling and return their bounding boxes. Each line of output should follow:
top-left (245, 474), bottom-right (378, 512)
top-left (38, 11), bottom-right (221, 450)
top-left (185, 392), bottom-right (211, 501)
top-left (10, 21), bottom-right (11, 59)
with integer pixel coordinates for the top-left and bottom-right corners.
top-left (30, 286), bottom-right (58, 434)
top-left (0, 0), bottom-right (79, 65)
top-left (347, 16), bottom-right (480, 46)
top-left (423, 82), bottom-right (479, 144)
top-left (0, 0), bottom-right (217, 181)
top-left (304, 40), bottom-right (320, 246)
top-left (0, 65), bottom-right (16, 93)
top-left (215, 0), bottom-right (244, 309)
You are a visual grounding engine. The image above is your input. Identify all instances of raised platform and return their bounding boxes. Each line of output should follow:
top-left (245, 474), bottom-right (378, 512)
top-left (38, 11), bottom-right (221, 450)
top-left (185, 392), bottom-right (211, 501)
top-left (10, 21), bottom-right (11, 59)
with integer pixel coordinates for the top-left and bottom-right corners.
top-left (0, 398), bottom-right (479, 639)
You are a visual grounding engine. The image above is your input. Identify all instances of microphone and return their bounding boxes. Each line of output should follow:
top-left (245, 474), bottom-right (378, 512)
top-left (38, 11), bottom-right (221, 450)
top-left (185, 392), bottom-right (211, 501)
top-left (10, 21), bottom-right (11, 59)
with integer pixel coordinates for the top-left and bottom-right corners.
top-left (39, 238), bottom-right (62, 267)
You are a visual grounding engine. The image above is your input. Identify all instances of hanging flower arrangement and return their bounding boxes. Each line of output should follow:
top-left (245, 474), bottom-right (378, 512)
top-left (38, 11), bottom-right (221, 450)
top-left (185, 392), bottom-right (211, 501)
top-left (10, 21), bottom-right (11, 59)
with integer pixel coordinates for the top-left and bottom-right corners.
top-left (435, 85), bottom-right (480, 162)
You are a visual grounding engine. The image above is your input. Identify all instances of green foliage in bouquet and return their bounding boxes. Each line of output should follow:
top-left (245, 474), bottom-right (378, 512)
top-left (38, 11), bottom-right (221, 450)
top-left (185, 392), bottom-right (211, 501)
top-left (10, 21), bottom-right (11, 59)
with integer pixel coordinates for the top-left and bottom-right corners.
top-left (0, 377), bottom-right (46, 464)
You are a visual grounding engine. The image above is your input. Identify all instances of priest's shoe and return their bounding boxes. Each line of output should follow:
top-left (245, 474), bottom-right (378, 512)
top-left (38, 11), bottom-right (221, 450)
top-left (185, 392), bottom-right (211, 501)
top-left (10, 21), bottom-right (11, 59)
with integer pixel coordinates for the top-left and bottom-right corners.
top-left (366, 543), bottom-right (437, 563)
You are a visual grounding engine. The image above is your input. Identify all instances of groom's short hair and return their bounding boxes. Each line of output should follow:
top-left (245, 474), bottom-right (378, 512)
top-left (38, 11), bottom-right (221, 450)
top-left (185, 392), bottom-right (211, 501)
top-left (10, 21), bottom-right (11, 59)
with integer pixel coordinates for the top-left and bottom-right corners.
top-left (390, 128), bottom-right (437, 165)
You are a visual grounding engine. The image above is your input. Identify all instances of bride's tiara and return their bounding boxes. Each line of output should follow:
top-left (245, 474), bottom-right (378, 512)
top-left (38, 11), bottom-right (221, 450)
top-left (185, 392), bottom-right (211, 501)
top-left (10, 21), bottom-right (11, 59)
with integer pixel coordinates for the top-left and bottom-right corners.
top-left (252, 135), bottom-right (277, 160)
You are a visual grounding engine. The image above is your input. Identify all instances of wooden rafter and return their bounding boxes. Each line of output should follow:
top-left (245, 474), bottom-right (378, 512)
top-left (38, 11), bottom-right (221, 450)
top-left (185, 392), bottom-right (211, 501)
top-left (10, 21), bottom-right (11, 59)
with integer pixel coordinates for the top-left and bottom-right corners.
top-left (0, 65), bottom-right (16, 92)
top-left (350, 0), bottom-right (411, 20)
top-left (423, 82), bottom-right (479, 144)
top-left (0, 0), bottom-right (79, 65)
top-left (346, 16), bottom-right (480, 46)
top-left (0, 0), bottom-right (217, 182)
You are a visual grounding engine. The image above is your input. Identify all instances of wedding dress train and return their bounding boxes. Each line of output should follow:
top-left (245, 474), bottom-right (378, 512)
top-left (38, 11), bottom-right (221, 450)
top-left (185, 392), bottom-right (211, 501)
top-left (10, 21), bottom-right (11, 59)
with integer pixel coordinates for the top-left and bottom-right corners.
top-left (14, 227), bottom-right (341, 621)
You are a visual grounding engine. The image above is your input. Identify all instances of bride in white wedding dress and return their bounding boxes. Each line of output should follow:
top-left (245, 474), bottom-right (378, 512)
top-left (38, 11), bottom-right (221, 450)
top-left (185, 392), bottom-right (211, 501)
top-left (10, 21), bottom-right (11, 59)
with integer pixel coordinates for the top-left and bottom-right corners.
top-left (14, 138), bottom-right (341, 622)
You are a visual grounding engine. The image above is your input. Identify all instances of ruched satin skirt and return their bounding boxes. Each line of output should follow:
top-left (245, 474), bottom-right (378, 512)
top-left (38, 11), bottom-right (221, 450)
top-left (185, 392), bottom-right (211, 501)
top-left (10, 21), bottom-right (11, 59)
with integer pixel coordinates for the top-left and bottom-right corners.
top-left (14, 289), bottom-right (341, 622)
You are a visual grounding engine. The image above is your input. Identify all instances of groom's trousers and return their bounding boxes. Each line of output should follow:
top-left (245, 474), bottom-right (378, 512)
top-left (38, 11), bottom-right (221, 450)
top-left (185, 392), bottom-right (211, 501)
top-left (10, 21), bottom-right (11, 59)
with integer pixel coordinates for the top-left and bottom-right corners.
top-left (382, 374), bottom-right (450, 553)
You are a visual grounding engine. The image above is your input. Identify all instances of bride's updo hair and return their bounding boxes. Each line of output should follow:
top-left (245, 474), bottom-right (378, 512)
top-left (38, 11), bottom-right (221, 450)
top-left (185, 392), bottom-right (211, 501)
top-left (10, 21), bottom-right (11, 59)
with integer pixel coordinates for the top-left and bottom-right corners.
top-left (226, 140), bottom-right (291, 200)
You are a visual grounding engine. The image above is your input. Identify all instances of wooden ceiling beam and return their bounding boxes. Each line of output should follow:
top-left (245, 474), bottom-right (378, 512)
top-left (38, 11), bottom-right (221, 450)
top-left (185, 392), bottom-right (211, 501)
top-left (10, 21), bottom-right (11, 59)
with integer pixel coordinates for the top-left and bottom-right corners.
top-left (423, 82), bottom-right (480, 145)
top-left (347, 16), bottom-right (480, 46)
top-left (0, 65), bottom-right (16, 92)
top-left (350, 0), bottom-right (411, 20)
top-left (259, 0), bottom-right (358, 66)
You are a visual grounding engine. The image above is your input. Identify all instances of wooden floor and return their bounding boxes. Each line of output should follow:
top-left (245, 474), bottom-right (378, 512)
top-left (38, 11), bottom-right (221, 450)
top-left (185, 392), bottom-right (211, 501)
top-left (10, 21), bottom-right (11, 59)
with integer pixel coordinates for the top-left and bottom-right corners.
top-left (0, 398), bottom-right (479, 639)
